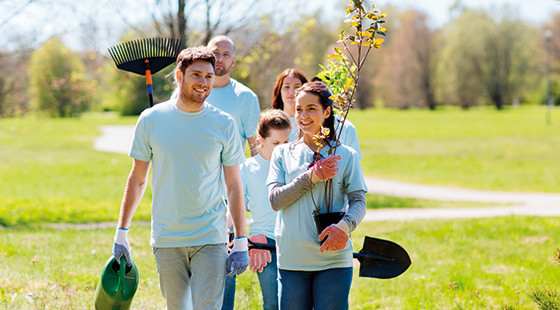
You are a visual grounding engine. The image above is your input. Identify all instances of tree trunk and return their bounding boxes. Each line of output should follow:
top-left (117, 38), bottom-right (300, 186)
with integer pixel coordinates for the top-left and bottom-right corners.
top-left (178, 0), bottom-right (187, 49)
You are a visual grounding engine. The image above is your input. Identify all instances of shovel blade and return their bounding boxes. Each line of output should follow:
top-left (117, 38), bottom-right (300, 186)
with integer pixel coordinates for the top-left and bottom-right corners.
top-left (355, 236), bottom-right (411, 279)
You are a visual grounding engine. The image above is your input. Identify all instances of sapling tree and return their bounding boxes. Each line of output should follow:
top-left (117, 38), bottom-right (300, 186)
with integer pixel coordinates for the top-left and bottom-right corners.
top-left (311, 0), bottom-right (387, 214)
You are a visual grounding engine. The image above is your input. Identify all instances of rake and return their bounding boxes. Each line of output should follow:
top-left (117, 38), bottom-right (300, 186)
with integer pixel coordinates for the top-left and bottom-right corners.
top-left (108, 37), bottom-right (182, 107)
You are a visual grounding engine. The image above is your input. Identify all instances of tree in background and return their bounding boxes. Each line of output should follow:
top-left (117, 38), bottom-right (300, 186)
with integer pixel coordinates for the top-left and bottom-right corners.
top-left (232, 11), bottom-right (337, 109)
top-left (473, 11), bottom-right (535, 110)
top-left (436, 8), bottom-right (536, 110)
top-left (0, 47), bottom-right (33, 117)
top-left (151, 0), bottom-right (263, 47)
top-left (435, 9), bottom-right (487, 109)
top-left (28, 37), bottom-right (91, 117)
top-left (376, 10), bottom-right (437, 109)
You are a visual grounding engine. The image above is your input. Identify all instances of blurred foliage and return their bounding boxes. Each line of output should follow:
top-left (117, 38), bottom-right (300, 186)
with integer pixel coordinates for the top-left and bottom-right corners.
top-left (232, 12), bottom-right (337, 109)
top-left (28, 37), bottom-right (91, 117)
top-left (376, 10), bottom-right (437, 109)
top-left (0, 3), bottom-right (558, 117)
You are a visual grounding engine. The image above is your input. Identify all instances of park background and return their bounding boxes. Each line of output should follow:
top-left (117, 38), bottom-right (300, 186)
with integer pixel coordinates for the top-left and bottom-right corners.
top-left (2, 0), bottom-right (560, 309)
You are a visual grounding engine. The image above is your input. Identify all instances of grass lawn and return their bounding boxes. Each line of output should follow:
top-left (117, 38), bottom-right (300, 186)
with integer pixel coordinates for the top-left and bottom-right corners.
top-left (350, 105), bottom-right (560, 192)
top-left (1, 216), bottom-right (559, 309)
top-left (1, 106), bottom-right (560, 308)
top-left (1, 106), bottom-right (557, 226)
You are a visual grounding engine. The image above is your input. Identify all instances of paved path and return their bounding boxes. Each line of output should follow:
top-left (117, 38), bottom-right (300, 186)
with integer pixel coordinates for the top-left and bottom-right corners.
top-left (94, 125), bottom-right (560, 221)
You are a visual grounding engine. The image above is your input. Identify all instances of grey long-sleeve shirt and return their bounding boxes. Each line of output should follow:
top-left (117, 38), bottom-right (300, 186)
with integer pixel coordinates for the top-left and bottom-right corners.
top-left (269, 172), bottom-right (367, 232)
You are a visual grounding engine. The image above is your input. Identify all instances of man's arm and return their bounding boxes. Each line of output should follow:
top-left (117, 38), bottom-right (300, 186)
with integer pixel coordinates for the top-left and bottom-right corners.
top-left (117, 159), bottom-right (150, 229)
top-left (223, 165), bottom-right (247, 238)
top-left (247, 136), bottom-right (260, 157)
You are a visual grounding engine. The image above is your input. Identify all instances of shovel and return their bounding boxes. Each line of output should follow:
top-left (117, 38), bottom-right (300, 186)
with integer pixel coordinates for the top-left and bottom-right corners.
top-left (248, 236), bottom-right (411, 279)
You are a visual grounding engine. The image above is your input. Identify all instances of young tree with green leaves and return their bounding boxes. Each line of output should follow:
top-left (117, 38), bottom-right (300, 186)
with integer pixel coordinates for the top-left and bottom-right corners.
top-left (28, 37), bottom-right (90, 117)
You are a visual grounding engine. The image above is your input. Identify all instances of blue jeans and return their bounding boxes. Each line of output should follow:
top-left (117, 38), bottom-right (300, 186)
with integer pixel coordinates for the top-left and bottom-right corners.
top-left (278, 267), bottom-right (353, 310)
top-left (222, 237), bottom-right (278, 310)
top-left (153, 243), bottom-right (228, 310)
top-left (221, 274), bottom-right (236, 310)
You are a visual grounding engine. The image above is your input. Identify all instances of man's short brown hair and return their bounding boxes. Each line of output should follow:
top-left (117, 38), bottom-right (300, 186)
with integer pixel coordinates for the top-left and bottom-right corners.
top-left (176, 46), bottom-right (216, 74)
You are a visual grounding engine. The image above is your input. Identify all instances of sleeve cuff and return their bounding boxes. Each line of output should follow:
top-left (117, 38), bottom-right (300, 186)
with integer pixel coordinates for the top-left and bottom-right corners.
top-left (335, 219), bottom-right (352, 234)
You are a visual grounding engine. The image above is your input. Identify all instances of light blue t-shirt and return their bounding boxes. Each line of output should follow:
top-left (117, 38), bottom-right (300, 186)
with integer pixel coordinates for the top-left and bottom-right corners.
top-left (266, 141), bottom-right (367, 271)
top-left (288, 115), bottom-right (362, 159)
top-left (288, 116), bottom-right (299, 142)
top-left (130, 100), bottom-right (245, 248)
top-left (240, 154), bottom-right (276, 240)
top-left (335, 116), bottom-right (362, 159)
top-left (205, 79), bottom-right (260, 148)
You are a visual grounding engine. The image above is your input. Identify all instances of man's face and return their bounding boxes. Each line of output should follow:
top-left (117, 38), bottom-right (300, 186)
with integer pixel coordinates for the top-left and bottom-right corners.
top-left (208, 40), bottom-right (236, 77)
top-left (178, 60), bottom-right (214, 104)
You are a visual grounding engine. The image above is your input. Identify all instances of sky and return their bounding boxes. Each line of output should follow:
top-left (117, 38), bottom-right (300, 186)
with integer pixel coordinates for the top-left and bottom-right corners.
top-left (1, 0), bottom-right (559, 53)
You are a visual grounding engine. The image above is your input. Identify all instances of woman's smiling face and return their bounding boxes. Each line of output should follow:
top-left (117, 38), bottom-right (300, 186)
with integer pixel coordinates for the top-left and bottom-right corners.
top-left (295, 91), bottom-right (331, 137)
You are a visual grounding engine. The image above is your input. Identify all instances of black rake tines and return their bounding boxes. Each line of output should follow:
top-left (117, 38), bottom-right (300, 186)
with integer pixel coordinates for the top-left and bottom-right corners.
top-left (108, 37), bottom-right (182, 107)
top-left (108, 37), bottom-right (182, 76)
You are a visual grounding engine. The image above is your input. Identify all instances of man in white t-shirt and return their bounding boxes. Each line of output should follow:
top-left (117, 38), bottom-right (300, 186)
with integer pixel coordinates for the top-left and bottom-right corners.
top-left (112, 46), bottom-right (249, 310)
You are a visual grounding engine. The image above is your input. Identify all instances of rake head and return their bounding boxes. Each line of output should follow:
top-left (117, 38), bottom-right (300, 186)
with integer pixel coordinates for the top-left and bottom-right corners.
top-left (108, 37), bottom-right (182, 75)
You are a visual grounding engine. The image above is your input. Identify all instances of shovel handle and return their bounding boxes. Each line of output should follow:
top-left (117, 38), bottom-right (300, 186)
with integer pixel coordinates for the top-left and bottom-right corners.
top-left (247, 239), bottom-right (275, 251)
top-left (248, 240), bottom-right (393, 261)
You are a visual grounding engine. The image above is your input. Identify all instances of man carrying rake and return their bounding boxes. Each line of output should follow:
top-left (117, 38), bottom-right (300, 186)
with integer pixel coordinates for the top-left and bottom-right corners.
top-left (112, 46), bottom-right (249, 310)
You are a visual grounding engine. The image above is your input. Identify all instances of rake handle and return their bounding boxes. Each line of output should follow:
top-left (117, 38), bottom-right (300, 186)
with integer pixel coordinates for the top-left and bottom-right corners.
top-left (144, 60), bottom-right (154, 107)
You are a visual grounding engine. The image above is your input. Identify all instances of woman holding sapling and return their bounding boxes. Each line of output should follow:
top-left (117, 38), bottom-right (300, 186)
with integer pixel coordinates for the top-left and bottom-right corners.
top-left (271, 69), bottom-right (363, 160)
top-left (267, 81), bottom-right (367, 310)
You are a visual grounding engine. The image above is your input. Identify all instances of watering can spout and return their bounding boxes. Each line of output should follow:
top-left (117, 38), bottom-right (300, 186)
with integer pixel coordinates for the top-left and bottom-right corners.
top-left (94, 256), bottom-right (139, 310)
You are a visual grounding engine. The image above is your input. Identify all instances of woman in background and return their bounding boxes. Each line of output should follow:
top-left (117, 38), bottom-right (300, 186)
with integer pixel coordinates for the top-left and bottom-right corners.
top-left (271, 68), bottom-right (308, 142)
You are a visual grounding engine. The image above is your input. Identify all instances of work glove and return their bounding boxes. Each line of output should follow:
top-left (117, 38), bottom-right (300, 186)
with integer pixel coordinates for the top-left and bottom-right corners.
top-left (319, 223), bottom-right (349, 253)
top-left (113, 227), bottom-right (132, 266)
top-left (248, 235), bottom-right (272, 273)
top-left (226, 237), bottom-right (249, 276)
top-left (311, 155), bottom-right (341, 182)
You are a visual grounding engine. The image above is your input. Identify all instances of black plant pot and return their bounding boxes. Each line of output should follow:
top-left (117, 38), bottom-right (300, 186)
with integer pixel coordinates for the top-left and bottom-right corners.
top-left (313, 211), bottom-right (345, 245)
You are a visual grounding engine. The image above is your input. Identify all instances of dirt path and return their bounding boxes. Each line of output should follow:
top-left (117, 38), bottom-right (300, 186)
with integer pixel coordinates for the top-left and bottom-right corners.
top-left (94, 125), bottom-right (560, 221)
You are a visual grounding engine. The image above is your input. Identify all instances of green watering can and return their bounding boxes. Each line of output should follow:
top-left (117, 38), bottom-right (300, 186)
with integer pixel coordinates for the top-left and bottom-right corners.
top-left (94, 256), bottom-right (139, 310)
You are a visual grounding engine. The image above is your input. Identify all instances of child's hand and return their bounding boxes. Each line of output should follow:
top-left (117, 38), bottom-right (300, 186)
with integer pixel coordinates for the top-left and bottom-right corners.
top-left (248, 235), bottom-right (272, 273)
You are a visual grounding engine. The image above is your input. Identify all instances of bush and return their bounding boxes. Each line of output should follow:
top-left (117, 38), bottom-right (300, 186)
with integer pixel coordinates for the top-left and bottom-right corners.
top-left (28, 37), bottom-right (91, 117)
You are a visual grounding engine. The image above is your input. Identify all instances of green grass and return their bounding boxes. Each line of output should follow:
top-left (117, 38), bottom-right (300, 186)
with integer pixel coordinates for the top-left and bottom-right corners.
top-left (350, 105), bottom-right (560, 192)
top-left (1, 216), bottom-right (559, 309)
top-left (2, 107), bottom-right (560, 309)
top-left (366, 194), bottom-right (508, 209)
top-left (2, 106), bottom-right (556, 226)
top-left (0, 114), bottom-right (151, 226)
